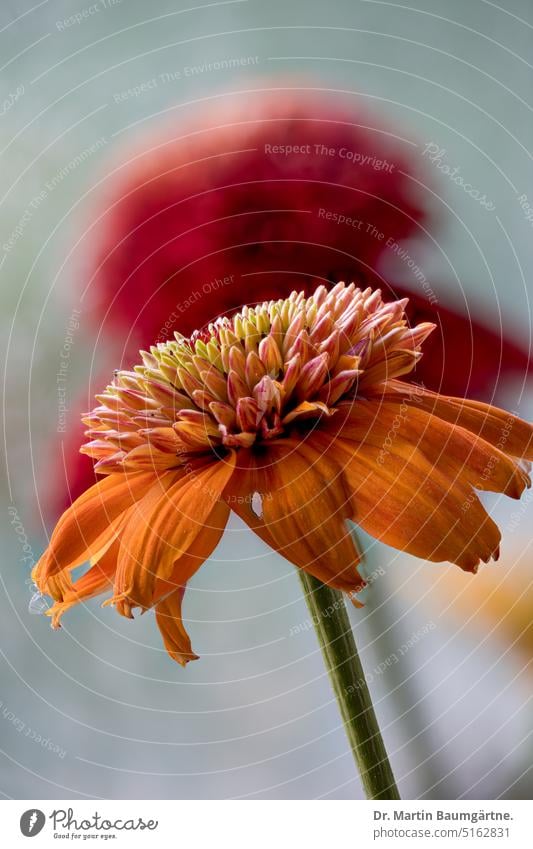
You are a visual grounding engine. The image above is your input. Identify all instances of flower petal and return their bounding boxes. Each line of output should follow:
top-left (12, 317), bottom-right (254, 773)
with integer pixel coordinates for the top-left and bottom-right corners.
top-left (37, 472), bottom-right (155, 580)
top-left (150, 507), bottom-right (231, 663)
top-left (38, 570), bottom-right (74, 605)
top-left (327, 399), bottom-right (531, 499)
top-left (152, 502), bottom-right (229, 603)
top-left (112, 455), bottom-right (235, 614)
top-left (155, 587), bottom-right (199, 666)
top-left (319, 430), bottom-right (501, 573)
top-left (371, 380), bottom-right (533, 460)
top-left (227, 440), bottom-right (364, 594)
top-left (46, 536), bottom-right (121, 628)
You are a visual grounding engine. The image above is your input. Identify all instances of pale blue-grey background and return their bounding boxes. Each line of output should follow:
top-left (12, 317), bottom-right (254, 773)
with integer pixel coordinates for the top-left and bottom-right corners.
top-left (1, 0), bottom-right (532, 799)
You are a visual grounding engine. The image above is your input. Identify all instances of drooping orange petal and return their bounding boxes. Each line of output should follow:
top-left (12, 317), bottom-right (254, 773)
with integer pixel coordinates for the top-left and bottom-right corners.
top-left (155, 587), bottom-right (199, 666)
top-left (318, 431), bottom-right (501, 573)
top-left (226, 440), bottom-right (364, 595)
top-left (369, 379), bottom-right (533, 460)
top-left (39, 570), bottom-right (74, 604)
top-left (112, 455), bottom-right (235, 615)
top-left (46, 536), bottom-right (121, 628)
top-left (149, 510), bottom-right (230, 663)
top-left (37, 472), bottom-right (155, 580)
top-left (152, 500), bottom-right (230, 603)
top-left (326, 399), bottom-right (531, 499)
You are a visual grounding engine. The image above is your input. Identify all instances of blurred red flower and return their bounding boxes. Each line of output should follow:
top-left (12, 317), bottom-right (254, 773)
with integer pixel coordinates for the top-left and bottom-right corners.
top-left (49, 86), bottom-right (531, 514)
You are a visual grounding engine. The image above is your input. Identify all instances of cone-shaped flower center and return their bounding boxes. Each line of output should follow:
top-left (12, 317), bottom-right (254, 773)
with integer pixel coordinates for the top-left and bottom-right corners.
top-left (82, 283), bottom-right (435, 472)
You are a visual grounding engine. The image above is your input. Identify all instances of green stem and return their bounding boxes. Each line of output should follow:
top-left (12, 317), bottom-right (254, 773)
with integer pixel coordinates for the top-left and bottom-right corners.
top-left (299, 571), bottom-right (400, 799)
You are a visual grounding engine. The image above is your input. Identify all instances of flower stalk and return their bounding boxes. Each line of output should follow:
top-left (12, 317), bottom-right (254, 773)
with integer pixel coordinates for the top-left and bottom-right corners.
top-left (298, 571), bottom-right (400, 800)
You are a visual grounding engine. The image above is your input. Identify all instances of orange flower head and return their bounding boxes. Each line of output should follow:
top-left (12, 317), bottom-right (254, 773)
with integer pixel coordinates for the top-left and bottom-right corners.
top-left (34, 283), bottom-right (533, 664)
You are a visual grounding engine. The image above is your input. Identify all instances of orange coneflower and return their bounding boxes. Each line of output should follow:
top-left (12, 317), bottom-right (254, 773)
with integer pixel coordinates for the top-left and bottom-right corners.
top-left (34, 283), bottom-right (533, 665)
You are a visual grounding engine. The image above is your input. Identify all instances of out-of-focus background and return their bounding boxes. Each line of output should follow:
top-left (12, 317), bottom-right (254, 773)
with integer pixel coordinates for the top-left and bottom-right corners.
top-left (1, 0), bottom-right (533, 800)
